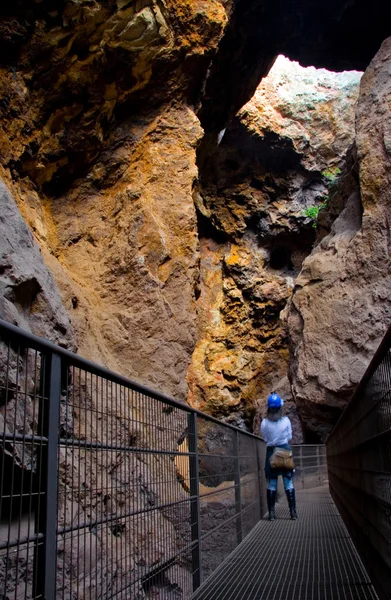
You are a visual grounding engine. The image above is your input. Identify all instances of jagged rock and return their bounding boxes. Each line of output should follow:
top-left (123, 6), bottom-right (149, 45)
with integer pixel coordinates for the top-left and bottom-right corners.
top-left (0, 1), bottom-right (229, 194)
top-left (187, 235), bottom-right (293, 427)
top-left (286, 38), bottom-right (391, 440)
top-left (239, 55), bottom-right (362, 173)
top-left (1, 5), bottom-right (389, 598)
top-left (43, 104), bottom-right (202, 401)
top-left (0, 0), bottom-right (388, 449)
top-left (0, 156), bottom-right (198, 599)
top-left (188, 58), bottom-right (360, 437)
top-left (0, 179), bottom-right (74, 346)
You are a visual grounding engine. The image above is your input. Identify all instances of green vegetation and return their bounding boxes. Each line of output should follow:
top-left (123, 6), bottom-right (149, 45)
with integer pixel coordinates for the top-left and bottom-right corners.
top-left (321, 166), bottom-right (341, 185)
top-left (302, 167), bottom-right (341, 228)
top-left (302, 198), bottom-right (327, 228)
top-left (303, 205), bottom-right (321, 221)
top-left (302, 205), bottom-right (322, 228)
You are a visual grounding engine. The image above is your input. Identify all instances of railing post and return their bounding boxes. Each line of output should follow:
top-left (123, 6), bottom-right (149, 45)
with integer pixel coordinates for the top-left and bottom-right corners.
top-left (188, 412), bottom-right (202, 591)
top-left (256, 440), bottom-right (265, 520)
top-left (317, 445), bottom-right (321, 486)
top-left (233, 430), bottom-right (243, 544)
top-left (35, 352), bottom-right (61, 599)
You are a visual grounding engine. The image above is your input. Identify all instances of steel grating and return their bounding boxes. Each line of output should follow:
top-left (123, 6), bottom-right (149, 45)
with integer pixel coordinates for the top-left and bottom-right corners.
top-left (191, 486), bottom-right (379, 600)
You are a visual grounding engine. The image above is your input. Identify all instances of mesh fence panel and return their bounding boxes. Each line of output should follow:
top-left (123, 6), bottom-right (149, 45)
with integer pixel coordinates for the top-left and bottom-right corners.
top-left (327, 328), bottom-right (391, 600)
top-left (0, 320), bottom-right (270, 600)
top-left (292, 445), bottom-right (328, 490)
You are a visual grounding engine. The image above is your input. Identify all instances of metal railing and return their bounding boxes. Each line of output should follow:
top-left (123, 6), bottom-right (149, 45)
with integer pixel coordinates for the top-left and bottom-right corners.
top-left (292, 444), bottom-right (328, 490)
top-left (327, 324), bottom-right (391, 600)
top-left (0, 319), bottom-right (268, 600)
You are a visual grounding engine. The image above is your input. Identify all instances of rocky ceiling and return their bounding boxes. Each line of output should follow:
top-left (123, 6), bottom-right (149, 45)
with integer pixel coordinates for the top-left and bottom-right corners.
top-left (1, 1), bottom-right (390, 196)
top-left (199, 0), bottom-right (391, 131)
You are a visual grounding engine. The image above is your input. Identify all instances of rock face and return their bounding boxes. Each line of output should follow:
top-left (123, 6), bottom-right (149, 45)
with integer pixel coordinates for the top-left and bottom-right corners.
top-left (198, 0), bottom-right (391, 133)
top-left (0, 5), bottom-right (390, 598)
top-left (0, 0), bottom-right (229, 195)
top-left (51, 104), bottom-right (202, 399)
top-left (0, 179), bottom-right (74, 347)
top-left (0, 0), bottom-right (231, 401)
top-left (286, 38), bottom-right (391, 440)
top-left (8, 104), bottom-right (202, 402)
top-left (0, 2), bottom-right (387, 437)
top-left (240, 56), bottom-right (362, 173)
top-left (188, 57), bottom-right (361, 440)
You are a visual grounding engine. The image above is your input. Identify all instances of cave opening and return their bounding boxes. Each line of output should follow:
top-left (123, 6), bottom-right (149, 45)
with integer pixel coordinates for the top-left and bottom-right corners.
top-left (303, 428), bottom-right (323, 444)
top-left (195, 205), bottom-right (229, 244)
top-left (269, 245), bottom-right (293, 271)
top-left (193, 53), bottom-right (365, 440)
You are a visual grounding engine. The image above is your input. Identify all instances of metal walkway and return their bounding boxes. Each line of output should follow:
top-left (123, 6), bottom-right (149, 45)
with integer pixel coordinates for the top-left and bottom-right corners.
top-left (192, 486), bottom-right (379, 600)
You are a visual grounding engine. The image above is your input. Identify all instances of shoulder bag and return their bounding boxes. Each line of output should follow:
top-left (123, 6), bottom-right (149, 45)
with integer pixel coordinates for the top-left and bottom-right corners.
top-left (269, 447), bottom-right (295, 470)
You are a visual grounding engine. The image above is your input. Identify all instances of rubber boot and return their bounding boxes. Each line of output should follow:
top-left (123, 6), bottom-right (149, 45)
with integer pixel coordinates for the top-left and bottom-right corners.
top-left (285, 488), bottom-right (297, 520)
top-left (267, 489), bottom-right (276, 521)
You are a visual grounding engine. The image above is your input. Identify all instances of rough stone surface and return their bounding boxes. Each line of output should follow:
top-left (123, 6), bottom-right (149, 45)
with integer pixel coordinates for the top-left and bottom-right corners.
top-left (0, 0), bottom-right (229, 195)
top-left (188, 57), bottom-right (360, 440)
top-left (0, 99), bottom-right (204, 598)
top-left (0, 0), bottom-right (388, 451)
top-left (286, 38), bottom-right (391, 440)
top-left (46, 104), bottom-right (202, 401)
top-left (239, 55), bottom-right (362, 173)
top-left (0, 5), bottom-right (389, 598)
top-left (0, 179), bottom-right (74, 347)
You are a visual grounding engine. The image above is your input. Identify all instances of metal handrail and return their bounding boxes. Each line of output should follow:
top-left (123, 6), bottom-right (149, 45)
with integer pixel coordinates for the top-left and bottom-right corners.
top-left (326, 322), bottom-right (391, 600)
top-left (0, 317), bottom-right (260, 440)
top-left (326, 322), bottom-right (391, 442)
top-left (0, 318), bottom-right (328, 600)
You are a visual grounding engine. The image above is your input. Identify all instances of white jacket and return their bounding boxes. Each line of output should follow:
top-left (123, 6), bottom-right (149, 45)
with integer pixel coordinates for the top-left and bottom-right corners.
top-left (261, 416), bottom-right (292, 447)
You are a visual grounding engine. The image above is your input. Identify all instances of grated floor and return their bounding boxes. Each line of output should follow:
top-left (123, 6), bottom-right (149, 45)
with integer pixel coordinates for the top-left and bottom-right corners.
top-left (192, 487), bottom-right (378, 600)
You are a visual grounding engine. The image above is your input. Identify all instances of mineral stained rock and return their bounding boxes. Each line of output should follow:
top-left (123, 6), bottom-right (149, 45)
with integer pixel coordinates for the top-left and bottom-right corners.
top-left (188, 57), bottom-right (361, 440)
top-left (0, 0), bottom-right (231, 401)
top-left (0, 0), bottom-right (229, 193)
top-left (0, 1), bottom-right (387, 440)
top-left (0, 139), bottom-right (199, 597)
top-left (46, 104), bottom-right (203, 401)
top-left (0, 5), bottom-right (389, 598)
top-left (286, 38), bottom-right (391, 440)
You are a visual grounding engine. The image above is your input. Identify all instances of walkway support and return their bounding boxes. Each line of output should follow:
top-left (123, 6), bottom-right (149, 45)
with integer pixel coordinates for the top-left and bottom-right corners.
top-left (327, 324), bottom-right (391, 600)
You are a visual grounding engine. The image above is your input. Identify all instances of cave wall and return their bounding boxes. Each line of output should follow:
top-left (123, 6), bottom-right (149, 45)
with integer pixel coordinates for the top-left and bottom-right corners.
top-left (188, 57), bottom-right (361, 440)
top-left (286, 37), bottom-right (391, 440)
top-left (0, 3), bottom-right (389, 431)
top-left (0, 1), bottom-right (231, 400)
top-left (0, 6), bottom-right (232, 596)
top-left (0, 0), bottom-right (230, 196)
top-left (0, 5), bottom-right (390, 597)
top-left (0, 179), bottom-right (74, 347)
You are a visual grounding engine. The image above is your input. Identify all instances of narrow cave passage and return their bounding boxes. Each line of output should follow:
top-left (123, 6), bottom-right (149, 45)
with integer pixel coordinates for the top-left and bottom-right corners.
top-left (192, 54), bottom-right (363, 441)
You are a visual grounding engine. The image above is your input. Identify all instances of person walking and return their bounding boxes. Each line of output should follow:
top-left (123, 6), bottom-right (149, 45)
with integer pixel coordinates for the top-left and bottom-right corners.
top-left (260, 392), bottom-right (297, 521)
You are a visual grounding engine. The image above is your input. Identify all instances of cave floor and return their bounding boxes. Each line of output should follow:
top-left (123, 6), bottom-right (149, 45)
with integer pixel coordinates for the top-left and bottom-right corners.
top-left (192, 486), bottom-right (378, 600)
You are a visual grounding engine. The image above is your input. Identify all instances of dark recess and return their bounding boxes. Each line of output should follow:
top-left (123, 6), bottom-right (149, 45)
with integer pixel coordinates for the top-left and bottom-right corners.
top-left (269, 245), bottom-right (293, 271)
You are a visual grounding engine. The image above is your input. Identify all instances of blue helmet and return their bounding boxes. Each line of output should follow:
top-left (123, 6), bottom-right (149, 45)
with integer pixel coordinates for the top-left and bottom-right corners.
top-left (267, 392), bottom-right (283, 409)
